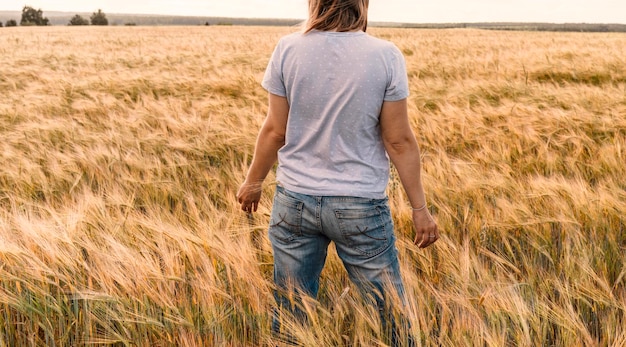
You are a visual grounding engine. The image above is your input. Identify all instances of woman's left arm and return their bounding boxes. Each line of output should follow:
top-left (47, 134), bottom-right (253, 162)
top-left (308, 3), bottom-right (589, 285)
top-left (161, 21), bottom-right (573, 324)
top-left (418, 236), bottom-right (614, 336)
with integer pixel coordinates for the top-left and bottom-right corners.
top-left (237, 93), bottom-right (289, 213)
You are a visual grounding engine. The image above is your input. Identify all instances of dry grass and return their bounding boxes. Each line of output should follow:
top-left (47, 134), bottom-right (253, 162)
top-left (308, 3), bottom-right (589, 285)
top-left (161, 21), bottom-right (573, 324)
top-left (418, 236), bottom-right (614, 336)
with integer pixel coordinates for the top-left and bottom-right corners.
top-left (0, 25), bottom-right (625, 346)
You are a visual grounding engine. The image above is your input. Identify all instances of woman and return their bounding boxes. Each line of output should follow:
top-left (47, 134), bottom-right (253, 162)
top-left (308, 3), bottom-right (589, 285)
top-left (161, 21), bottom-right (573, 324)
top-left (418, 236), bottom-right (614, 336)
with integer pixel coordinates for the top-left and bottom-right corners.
top-left (237, 0), bottom-right (439, 344)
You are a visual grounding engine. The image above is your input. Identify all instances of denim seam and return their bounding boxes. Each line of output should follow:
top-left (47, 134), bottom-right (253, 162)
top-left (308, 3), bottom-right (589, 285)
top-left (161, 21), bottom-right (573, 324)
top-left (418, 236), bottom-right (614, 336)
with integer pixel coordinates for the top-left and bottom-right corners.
top-left (316, 197), bottom-right (322, 232)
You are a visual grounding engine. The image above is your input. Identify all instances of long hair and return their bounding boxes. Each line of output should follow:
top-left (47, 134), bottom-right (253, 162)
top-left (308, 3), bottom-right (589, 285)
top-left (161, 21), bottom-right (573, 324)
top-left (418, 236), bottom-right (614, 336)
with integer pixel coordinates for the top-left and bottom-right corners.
top-left (304, 0), bottom-right (369, 33)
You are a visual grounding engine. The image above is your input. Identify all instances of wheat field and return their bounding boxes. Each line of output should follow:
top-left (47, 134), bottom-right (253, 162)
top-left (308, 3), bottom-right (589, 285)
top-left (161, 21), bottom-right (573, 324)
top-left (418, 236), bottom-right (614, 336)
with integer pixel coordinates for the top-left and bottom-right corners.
top-left (0, 25), bottom-right (625, 346)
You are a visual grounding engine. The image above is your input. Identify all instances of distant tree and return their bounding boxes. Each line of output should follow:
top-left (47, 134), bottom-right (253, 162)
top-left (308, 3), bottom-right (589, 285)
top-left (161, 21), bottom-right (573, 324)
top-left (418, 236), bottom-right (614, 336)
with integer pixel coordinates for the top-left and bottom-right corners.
top-left (20, 6), bottom-right (49, 26)
top-left (90, 9), bottom-right (108, 26)
top-left (6, 19), bottom-right (18, 27)
top-left (68, 14), bottom-right (90, 26)
top-left (0, 22), bottom-right (3, 28)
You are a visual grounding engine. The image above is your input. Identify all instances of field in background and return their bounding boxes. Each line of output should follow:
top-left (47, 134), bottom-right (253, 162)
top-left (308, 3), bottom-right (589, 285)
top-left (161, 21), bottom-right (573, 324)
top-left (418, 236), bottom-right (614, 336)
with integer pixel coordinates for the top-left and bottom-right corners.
top-left (1, 26), bottom-right (625, 346)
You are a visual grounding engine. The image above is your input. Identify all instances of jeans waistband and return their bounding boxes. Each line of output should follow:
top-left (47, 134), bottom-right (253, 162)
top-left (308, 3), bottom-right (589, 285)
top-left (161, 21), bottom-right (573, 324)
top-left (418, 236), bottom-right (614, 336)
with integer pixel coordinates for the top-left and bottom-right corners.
top-left (276, 185), bottom-right (388, 204)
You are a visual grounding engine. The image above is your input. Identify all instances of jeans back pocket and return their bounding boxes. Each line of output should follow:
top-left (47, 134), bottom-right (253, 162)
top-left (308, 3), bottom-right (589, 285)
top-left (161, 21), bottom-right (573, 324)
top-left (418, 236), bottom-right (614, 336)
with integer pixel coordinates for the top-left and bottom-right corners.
top-left (334, 206), bottom-right (392, 257)
top-left (269, 189), bottom-right (304, 243)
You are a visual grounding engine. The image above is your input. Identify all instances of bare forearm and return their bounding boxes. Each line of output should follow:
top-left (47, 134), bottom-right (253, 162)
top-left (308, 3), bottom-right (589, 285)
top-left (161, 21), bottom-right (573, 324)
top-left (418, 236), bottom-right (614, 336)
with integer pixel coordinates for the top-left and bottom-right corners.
top-left (245, 127), bottom-right (284, 184)
top-left (386, 140), bottom-right (426, 209)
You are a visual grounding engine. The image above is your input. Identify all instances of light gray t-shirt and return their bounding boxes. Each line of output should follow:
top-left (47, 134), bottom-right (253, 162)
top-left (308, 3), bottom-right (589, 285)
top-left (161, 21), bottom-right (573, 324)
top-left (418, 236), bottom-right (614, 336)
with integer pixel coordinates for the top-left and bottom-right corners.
top-left (262, 30), bottom-right (409, 199)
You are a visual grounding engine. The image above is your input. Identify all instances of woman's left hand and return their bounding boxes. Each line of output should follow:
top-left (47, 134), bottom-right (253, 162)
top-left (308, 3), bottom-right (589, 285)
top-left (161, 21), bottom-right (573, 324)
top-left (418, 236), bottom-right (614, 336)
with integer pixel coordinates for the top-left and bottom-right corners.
top-left (237, 181), bottom-right (263, 213)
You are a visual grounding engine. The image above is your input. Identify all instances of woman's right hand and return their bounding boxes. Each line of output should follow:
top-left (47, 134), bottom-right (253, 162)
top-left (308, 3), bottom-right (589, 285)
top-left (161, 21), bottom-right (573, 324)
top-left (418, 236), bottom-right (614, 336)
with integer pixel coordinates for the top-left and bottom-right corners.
top-left (412, 209), bottom-right (439, 248)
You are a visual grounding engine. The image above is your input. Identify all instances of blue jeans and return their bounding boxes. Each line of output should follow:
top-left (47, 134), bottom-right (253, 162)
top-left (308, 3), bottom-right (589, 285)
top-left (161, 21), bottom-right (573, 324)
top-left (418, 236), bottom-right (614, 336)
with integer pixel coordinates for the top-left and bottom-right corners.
top-left (269, 186), bottom-right (412, 345)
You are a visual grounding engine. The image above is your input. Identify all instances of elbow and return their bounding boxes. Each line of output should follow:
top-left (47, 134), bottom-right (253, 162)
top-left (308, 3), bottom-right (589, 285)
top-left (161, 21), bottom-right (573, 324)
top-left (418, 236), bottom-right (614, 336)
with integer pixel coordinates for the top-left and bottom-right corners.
top-left (272, 134), bottom-right (286, 148)
top-left (383, 136), bottom-right (416, 156)
top-left (265, 128), bottom-right (286, 147)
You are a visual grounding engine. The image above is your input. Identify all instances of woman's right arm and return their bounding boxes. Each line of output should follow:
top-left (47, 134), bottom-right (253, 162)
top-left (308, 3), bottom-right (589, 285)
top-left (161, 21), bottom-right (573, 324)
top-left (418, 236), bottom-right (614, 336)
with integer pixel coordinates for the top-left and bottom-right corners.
top-left (380, 99), bottom-right (439, 248)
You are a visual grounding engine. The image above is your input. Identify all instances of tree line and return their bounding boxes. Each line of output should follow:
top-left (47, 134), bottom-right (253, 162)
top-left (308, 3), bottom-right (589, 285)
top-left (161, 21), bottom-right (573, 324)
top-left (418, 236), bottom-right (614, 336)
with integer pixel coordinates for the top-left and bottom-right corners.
top-left (1, 6), bottom-right (108, 27)
top-left (2, 5), bottom-right (625, 32)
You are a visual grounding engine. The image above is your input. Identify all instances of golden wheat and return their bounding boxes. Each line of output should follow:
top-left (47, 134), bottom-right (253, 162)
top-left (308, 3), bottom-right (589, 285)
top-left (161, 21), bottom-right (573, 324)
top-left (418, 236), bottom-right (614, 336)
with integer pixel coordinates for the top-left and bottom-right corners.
top-left (0, 25), bottom-right (625, 346)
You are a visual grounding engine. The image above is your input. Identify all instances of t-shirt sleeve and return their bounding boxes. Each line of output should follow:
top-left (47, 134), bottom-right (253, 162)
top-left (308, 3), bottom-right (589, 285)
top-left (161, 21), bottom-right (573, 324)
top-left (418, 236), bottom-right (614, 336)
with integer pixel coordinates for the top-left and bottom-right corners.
top-left (384, 47), bottom-right (410, 101)
top-left (261, 41), bottom-right (287, 97)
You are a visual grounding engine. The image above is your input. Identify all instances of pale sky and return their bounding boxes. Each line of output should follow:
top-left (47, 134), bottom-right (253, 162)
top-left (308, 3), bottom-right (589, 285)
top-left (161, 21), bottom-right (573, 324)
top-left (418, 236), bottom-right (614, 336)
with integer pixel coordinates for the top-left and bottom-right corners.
top-left (1, 0), bottom-right (625, 24)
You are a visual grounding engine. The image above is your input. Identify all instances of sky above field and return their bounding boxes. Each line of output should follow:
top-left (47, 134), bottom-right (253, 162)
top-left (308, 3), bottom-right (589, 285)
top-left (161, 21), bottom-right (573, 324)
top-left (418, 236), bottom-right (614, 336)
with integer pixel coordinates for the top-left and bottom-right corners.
top-left (1, 0), bottom-right (625, 24)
